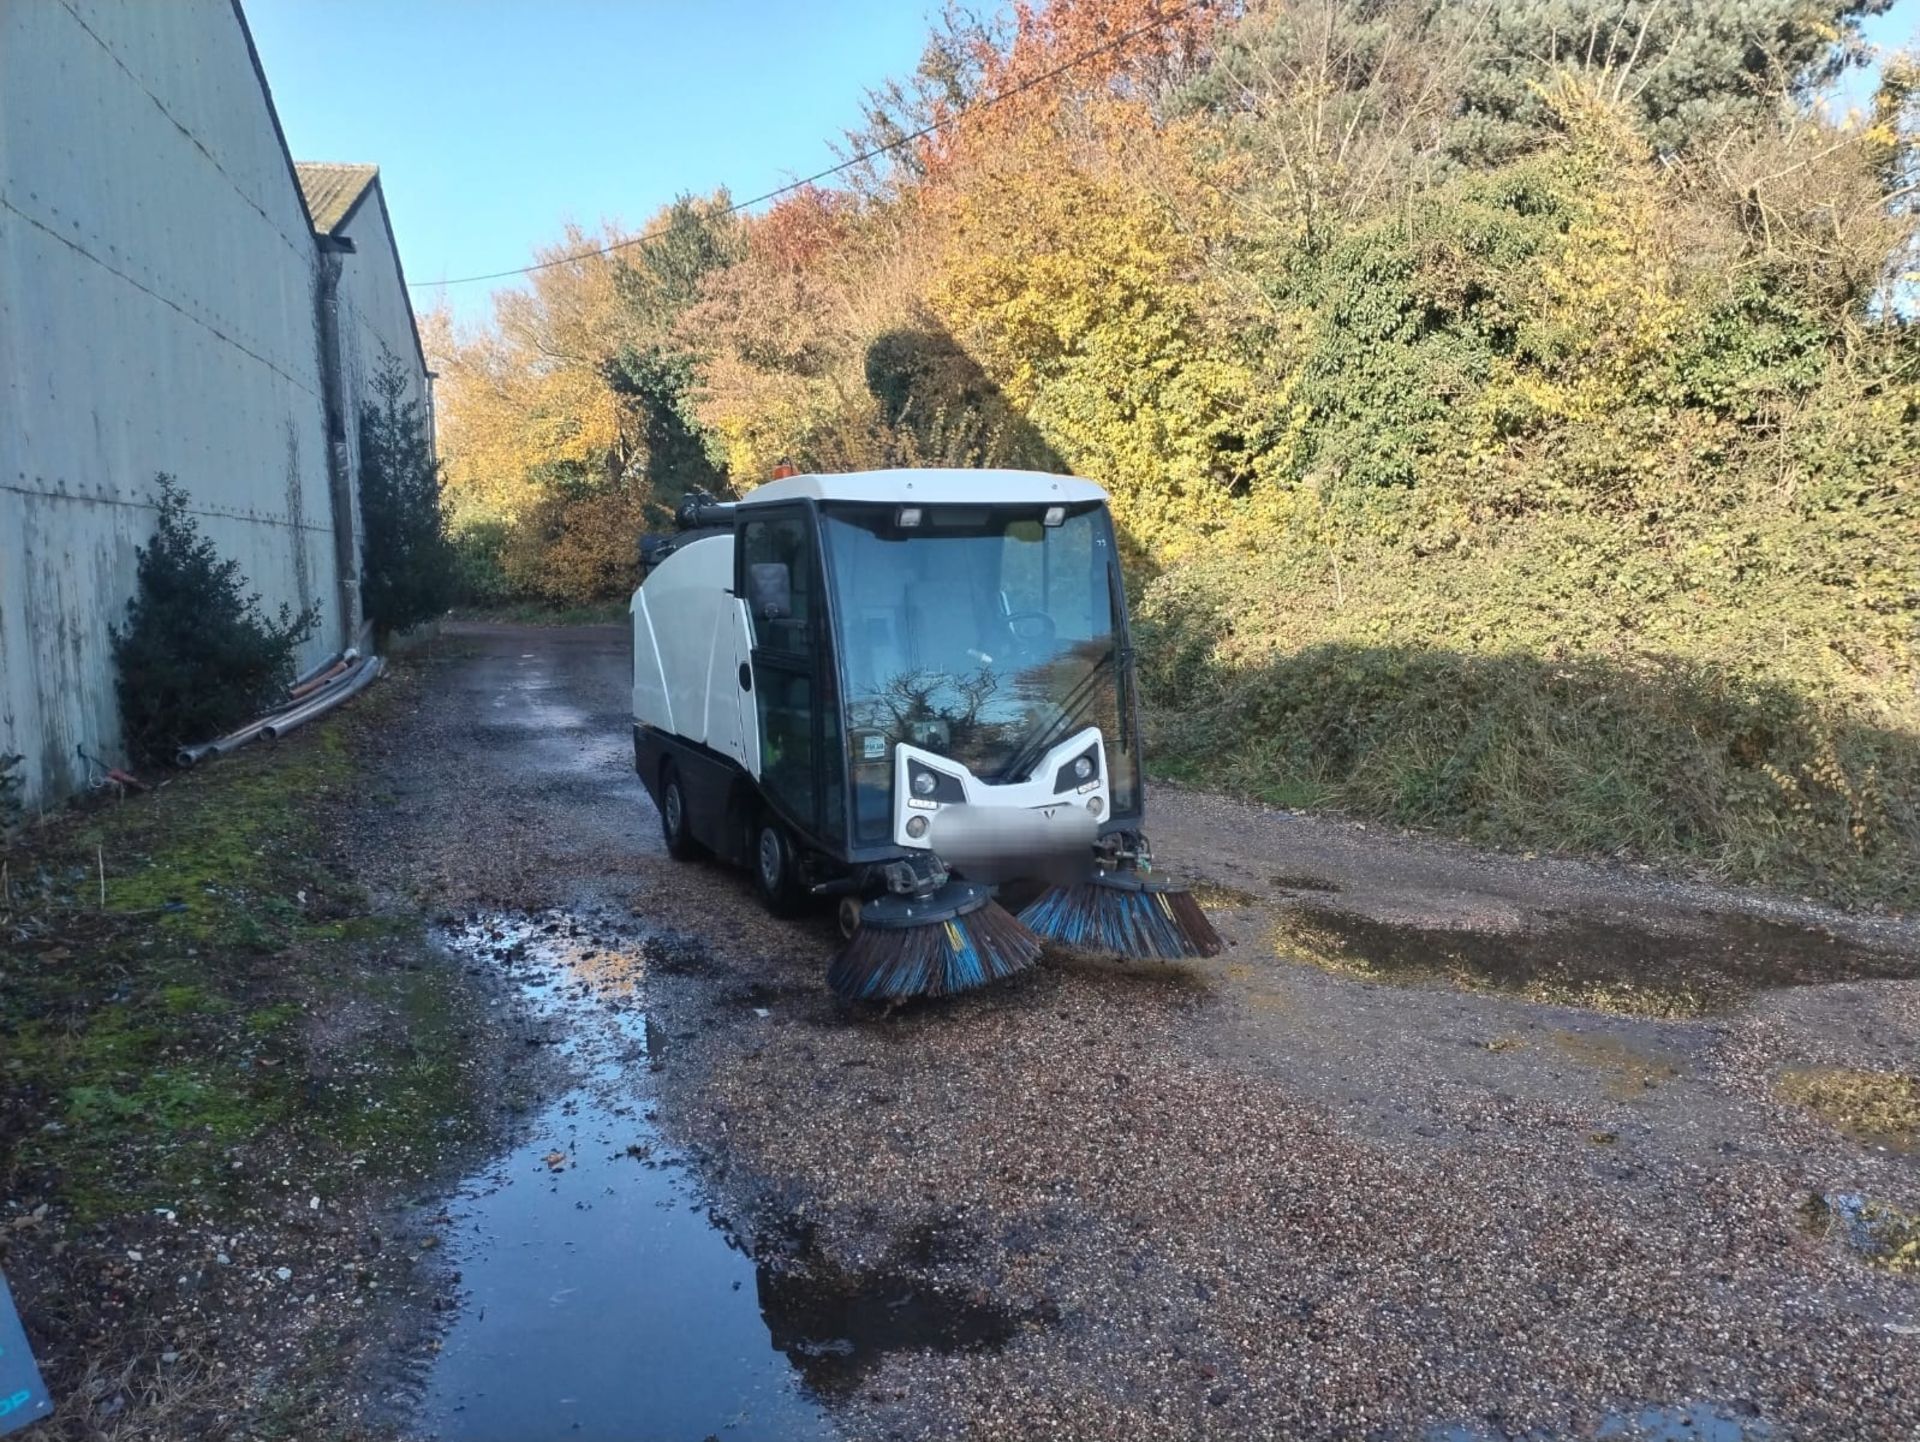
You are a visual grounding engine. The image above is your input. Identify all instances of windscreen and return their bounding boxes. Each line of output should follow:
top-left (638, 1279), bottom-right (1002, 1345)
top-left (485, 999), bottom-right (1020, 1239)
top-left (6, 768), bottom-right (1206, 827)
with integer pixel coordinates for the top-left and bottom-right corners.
top-left (819, 501), bottom-right (1139, 846)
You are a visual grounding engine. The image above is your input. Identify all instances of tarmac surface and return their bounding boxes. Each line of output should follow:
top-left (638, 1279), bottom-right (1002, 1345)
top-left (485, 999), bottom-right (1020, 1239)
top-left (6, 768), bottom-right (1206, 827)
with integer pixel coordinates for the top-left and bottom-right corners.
top-left (378, 621), bottom-right (1920, 1441)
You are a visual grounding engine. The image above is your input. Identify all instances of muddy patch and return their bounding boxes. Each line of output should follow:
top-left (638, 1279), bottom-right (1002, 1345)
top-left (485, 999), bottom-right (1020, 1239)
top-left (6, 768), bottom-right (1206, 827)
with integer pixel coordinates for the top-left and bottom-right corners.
top-left (1270, 873), bottom-right (1342, 894)
top-left (757, 1241), bottom-right (1029, 1396)
top-left (1777, 1068), bottom-right (1918, 1152)
top-left (1798, 1190), bottom-right (1920, 1272)
top-left (1272, 905), bottom-right (1915, 1016)
top-left (1550, 1031), bottom-right (1684, 1100)
top-left (1186, 878), bottom-right (1265, 908)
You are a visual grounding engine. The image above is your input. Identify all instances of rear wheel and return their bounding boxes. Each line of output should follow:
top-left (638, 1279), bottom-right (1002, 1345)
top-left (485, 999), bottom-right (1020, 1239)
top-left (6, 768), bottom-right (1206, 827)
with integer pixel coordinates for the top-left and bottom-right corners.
top-left (751, 815), bottom-right (808, 918)
top-left (659, 761), bottom-right (701, 861)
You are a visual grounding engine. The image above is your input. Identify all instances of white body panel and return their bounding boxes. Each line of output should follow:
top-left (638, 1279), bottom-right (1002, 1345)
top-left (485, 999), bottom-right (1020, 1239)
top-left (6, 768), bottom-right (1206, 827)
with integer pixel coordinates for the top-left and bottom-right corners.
top-left (740, 468), bottom-right (1108, 509)
top-left (894, 728), bottom-right (1109, 850)
top-left (631, 534), bottom-right (758, 772)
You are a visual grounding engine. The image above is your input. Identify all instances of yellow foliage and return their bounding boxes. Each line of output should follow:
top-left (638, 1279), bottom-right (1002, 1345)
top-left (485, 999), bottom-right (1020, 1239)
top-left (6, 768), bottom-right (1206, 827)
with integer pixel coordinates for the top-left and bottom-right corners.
top-left (426, 225), bottom-right (647, 532)
top-left (931, 103), bottom-right (1258, 552)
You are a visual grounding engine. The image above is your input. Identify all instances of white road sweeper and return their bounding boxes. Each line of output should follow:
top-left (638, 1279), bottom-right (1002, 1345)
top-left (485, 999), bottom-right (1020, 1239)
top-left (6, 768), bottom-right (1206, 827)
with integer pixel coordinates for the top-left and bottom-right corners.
top-left (630, 468), bottom-right (1220, 1002)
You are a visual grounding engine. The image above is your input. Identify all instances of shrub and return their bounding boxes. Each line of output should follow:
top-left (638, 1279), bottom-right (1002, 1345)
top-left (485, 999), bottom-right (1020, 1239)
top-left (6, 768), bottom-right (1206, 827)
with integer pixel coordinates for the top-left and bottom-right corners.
top-left (449, 521), bottom-right (518, 607)
top-left (359, 357), bottom-right (454, 639)
top-left (1, 751), bottom-right (23, 834)
top-left (113, 476), bottom-right (319, 766)
top-left (503, 483), bottom-right (652, 604)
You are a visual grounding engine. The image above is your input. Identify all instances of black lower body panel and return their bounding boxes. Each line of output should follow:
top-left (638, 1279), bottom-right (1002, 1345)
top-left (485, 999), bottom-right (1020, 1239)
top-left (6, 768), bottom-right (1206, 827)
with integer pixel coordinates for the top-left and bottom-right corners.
top-left (634, 724), bottom-right (755, 866)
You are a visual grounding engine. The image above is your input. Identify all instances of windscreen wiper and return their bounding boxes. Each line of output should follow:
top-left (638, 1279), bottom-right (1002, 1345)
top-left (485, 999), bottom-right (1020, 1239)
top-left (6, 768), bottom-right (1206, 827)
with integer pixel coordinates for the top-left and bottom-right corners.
top-left (994, 646), bottom-right (1115, 784)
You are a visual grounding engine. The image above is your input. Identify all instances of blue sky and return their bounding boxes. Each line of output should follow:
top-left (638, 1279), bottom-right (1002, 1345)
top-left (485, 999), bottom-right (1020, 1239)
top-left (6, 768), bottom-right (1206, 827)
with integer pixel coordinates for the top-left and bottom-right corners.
top-left (248, 0), bottom-right (1917, 327)
top-left (245, 0), bottom-right (947, 323)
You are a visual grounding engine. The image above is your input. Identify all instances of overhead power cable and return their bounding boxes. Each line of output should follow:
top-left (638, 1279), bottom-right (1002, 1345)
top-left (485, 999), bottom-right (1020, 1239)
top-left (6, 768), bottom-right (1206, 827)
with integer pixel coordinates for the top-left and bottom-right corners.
top-left (409, 0), bottom-right (1212, 289)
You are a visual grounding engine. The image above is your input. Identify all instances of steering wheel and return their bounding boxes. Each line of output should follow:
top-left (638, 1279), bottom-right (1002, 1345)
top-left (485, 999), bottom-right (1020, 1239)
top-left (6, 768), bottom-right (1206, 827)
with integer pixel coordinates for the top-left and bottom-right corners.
top-left (1002, 610), bottom-right (1057, 656)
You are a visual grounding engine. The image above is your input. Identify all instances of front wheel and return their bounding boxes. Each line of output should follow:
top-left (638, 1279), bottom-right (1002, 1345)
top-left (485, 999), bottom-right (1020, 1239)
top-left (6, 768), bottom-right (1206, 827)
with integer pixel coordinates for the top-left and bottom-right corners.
top-left (751, 815), bottom-right (808, 918)
top-left (659, 761), bottom-right (702, 861)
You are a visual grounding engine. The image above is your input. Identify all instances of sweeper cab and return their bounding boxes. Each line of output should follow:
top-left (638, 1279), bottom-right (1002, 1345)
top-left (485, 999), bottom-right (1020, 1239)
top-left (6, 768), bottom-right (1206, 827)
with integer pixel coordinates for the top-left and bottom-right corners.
top-left (630, 468), bottom-right (1220, 1002)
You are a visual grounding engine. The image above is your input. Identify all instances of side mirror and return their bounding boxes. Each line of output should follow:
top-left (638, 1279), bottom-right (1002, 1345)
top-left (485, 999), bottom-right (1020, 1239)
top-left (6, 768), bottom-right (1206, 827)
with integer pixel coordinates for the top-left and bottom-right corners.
top-left (748, 562), bottom-right (793, 620)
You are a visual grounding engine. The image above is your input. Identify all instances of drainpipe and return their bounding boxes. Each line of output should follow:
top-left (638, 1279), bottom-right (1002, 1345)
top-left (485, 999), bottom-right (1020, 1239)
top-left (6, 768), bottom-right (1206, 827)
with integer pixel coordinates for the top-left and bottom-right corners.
top-left (314, 235), bottom-right (361, 648)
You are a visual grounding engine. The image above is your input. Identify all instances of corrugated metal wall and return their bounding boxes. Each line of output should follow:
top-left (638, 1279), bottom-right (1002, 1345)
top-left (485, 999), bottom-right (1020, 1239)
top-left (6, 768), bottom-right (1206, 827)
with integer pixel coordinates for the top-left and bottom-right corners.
top-left (334, 180), bottom-right (430, 574)
top-left (336, 184), bottom-right (429, 424)
top-left (0, 0), bottom-right (343, 808)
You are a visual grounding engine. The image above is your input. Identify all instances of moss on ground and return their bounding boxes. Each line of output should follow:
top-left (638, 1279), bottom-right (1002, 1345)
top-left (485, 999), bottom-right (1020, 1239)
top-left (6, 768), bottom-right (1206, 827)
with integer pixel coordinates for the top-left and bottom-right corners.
top-left (0, 700), bottom-right (486, 1224)
top-left (1777, 1068), bottom-right (1919, 1152)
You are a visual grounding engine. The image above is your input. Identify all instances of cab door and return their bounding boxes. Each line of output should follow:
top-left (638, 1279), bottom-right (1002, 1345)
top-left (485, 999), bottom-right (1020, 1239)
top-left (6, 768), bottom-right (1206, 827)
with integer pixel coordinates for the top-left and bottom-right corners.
top-left (737, 507), bottom-right (844, 847)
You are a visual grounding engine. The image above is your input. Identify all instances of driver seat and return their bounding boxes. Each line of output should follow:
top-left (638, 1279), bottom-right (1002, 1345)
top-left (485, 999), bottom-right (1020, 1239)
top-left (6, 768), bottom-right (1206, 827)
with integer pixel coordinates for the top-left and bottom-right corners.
top-left (906, 580), bottom-right (984, 673)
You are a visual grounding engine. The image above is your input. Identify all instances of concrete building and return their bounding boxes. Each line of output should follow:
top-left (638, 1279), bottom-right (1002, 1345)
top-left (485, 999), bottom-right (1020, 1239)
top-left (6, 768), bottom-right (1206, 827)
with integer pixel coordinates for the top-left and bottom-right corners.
top-left (0, 0), bottom-right (427, 810)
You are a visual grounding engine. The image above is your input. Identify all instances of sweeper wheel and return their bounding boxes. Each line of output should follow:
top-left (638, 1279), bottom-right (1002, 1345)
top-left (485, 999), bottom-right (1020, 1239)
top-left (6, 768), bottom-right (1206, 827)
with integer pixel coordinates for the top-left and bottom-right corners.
top-left (658, 761), bottom-right (702, 861)
top-left (751, 814), bottom-right (809, 918)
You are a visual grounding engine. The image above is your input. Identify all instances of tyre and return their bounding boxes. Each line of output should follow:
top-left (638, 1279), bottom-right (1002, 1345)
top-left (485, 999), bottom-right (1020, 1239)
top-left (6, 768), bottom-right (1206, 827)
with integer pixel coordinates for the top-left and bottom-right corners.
top-left (836, 895), bottom-right (863, 941)
top-left (751, 814), bottom-right (808, 917)
top-left (658, 761), bottom-right (702, 861)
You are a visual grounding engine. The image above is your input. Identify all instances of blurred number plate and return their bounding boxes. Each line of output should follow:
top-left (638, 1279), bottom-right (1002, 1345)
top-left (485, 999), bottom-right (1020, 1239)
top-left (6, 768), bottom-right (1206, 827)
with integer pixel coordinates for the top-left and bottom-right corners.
top-left (0, 1271), bottom-right (51, 1435)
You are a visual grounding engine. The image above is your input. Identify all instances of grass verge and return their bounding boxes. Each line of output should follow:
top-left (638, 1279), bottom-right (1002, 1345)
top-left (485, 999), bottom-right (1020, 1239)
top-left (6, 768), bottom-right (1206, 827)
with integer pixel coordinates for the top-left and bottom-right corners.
top-left (0, 683), bottom-right (490, 1440)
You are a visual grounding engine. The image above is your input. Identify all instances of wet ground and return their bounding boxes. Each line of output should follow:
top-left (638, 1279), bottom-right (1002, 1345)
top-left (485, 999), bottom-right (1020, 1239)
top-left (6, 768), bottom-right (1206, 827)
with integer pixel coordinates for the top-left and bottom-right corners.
top-left (364, 622), bottom-right (1919, 1441)
top-left (419, 912), bottom-right (832, 1441)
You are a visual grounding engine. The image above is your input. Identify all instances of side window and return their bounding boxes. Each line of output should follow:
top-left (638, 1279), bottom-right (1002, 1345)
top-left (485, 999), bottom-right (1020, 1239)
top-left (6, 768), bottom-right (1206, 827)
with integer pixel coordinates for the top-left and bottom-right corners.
top-left (741, 516), bottom-right (814, 657)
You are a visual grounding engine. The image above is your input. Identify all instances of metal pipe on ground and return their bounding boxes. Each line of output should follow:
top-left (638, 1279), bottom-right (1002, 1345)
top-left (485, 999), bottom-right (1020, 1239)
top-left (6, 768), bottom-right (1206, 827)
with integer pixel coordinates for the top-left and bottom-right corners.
top-left (177, 710), bottom-right (283, 768)
top-left (259, 656), bottom-right (382, 741)
top-left (174, 651), bottom-right (372, 766)
top-left (289, 650), bottom-right (344, 691)
top-left (289, 659), bottom-right (350, 700)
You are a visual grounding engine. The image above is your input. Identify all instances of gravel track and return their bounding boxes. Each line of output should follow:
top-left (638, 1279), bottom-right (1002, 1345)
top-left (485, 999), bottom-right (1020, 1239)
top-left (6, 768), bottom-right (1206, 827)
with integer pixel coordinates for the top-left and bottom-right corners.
top-left (376, 622), bottom-right (1919, 1441)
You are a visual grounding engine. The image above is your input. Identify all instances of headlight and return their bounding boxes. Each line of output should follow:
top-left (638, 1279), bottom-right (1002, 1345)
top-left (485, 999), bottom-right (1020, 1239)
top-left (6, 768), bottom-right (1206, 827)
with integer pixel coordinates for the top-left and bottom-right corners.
top-left (1053, 745), bottom-right (1101, 794)
top-left (905, 814), bottom-right (929, 838)
top-left (1087, 796), bottom-right (1104, 817)
top-left (907, 761), bottom-right (965, 803)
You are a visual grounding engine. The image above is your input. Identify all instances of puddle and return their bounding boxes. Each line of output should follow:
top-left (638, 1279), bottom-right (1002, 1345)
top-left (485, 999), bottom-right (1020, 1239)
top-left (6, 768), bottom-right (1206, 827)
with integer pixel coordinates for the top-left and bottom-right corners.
top-left (1272, 905), bottom-right (1915, 1017)
top-left (1430, 1401), bottom-right (1769, 1440)
top-left (1798, 1190), bottom-right (1920, 1271)
top-left (1593, 1406), bottom-right (1768, 1441)
top-left (1550, 1031), bottom-right (1683, 1100)
top-left (1187, 878), bottom-right (1263, 908)
top-left (420, 910), bottom-right (1031, 1438)
top-left (757, 1244), bottom-right (1026, 1396)
top-left (419, 912), bottom-right (832, 1440)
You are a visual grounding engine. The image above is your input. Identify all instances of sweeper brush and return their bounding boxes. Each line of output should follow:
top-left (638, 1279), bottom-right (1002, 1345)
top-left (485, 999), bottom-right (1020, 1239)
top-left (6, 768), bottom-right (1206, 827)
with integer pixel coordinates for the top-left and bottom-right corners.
top-left (1019, 870), bottom-right (1223, 961)
top-left (828, 883), bottom-right (1043, 1003)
